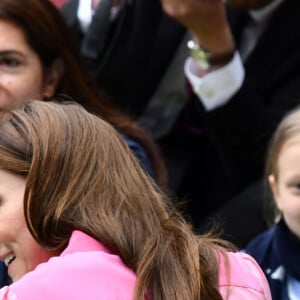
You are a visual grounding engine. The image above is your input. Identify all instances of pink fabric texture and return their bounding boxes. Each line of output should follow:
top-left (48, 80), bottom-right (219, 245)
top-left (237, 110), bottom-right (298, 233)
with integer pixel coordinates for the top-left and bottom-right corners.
top-left (0, 231), bottom-right (271, 299)
top-left (0, 288), bottom-right (17, 300)
top-left (218, 251), bottom-right (272, 299)
top-left (0, 231), bottom-right (136, 300)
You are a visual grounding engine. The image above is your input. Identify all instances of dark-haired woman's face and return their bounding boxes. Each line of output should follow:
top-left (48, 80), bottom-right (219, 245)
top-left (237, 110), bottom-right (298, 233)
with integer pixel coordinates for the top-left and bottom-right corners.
top-left (0, 20), bottom-right (58, 116)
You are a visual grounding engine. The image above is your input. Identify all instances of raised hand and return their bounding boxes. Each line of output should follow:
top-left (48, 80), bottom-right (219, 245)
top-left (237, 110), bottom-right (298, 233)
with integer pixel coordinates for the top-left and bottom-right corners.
top-left (161, 0), bottom-right (234, 54)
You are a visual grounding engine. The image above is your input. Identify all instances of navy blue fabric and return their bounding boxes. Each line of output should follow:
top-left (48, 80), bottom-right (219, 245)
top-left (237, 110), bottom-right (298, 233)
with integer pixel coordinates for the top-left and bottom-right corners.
top-left (244, 219), bottom-right (300, 299)
top-left (122, 134), bottom-right (154, 179)
top-left (0, 262), bottom-right (11, 287)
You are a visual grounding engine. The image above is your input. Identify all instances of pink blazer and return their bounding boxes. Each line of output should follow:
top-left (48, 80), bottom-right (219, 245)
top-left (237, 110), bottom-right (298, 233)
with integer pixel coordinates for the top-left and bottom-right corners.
top-left (0, 231), bottom-right (136, 300)
top-left (0, 231), bottom-right (271, 299)
top-left (218, 251), bottom-right (272, 299)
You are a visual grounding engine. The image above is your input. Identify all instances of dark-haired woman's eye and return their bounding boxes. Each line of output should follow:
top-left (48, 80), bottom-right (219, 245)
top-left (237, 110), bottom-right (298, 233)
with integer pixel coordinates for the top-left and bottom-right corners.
top-left (0, 57), bottom-right (21, 68)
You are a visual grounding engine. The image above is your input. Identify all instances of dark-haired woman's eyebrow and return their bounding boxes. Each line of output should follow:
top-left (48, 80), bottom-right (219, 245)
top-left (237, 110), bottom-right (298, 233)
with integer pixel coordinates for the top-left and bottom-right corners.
top-left (0, 50), bottom-right (25, 57)
top-left (0, 50), bottom-right (26, 58)
top-left (0, 50), bottom-right (26, 68)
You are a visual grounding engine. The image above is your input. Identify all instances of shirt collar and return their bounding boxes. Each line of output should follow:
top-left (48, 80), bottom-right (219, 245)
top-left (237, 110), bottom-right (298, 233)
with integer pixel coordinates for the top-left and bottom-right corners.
top-left (78, 0), bottom-right (93, 32)
top-left (78, 0), bottom-right (124, 32)
top-left (61, 230), bottom-right (113, 256)
top-left (250, 0), bottom-right (285, 23)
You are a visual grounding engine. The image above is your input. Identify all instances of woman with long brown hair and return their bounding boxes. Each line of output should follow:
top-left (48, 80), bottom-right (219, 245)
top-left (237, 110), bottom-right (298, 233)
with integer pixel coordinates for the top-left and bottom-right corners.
top-left (0, 101), bottom-right (271, 299)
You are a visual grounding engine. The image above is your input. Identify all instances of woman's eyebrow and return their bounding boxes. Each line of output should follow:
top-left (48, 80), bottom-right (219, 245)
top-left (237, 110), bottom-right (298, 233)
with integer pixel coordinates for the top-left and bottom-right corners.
top-left (0, 50), bottom-right (24, 56)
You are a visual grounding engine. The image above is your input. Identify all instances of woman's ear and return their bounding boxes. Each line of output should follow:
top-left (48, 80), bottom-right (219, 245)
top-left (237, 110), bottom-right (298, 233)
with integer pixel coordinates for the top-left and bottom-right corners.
top-left (43, 58), bottom-right (64, 99)
top-left (268, 174), bottom-right (282, 211)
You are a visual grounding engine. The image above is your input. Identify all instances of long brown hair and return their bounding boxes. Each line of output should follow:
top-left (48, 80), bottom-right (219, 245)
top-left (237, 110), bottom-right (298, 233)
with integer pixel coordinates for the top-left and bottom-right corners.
top-left (0, 101), bottom-right (230, 299)
top-left (0, 0), bottom-right (167, 186)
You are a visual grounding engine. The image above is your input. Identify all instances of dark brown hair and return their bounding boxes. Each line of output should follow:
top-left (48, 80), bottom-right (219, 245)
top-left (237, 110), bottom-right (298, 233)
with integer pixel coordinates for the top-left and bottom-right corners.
top-left (0, 0), bottom-right (167, 186)
top-left (0, 101), bottom-right (231, 299)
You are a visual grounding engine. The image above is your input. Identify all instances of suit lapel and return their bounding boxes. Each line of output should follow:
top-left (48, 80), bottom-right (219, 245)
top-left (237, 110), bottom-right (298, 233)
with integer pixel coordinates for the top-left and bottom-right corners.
top-left (227, 8), bottom-right (250, 48)
top-left (61, 0), bottom-right (80, 26)
top-left (228, 0), bottom-right (300, 85)
top-left (245, 0), bottom-right (300, 77)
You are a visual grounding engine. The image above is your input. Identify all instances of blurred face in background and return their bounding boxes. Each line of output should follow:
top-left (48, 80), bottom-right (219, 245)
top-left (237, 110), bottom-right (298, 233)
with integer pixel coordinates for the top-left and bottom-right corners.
top-left (0, 20), bottom-right (60, 117)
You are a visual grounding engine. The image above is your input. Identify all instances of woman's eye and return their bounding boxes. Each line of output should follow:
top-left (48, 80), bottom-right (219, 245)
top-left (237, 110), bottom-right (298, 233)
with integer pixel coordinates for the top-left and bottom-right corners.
top-left (0, 57), bottom-right (21, 68)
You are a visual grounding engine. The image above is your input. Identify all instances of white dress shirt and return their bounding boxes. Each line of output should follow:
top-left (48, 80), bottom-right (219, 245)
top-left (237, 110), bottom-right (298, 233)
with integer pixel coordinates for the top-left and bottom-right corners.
top-left (77, 0), bottom-right (122, 33)
top-left (185, 0), bottom-right (285, 111)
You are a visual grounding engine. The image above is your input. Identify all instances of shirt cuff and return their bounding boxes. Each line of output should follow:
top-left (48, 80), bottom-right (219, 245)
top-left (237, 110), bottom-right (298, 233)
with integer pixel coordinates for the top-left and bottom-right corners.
top-left (184, 52), bottom-right (245, 111)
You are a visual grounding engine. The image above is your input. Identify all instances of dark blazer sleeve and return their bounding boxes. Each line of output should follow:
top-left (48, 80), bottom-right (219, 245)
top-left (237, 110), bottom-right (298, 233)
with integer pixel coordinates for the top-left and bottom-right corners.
top-left (200, 0), bottom-right (300, 192)
top-left (61, 0), bottom-right (79, 27)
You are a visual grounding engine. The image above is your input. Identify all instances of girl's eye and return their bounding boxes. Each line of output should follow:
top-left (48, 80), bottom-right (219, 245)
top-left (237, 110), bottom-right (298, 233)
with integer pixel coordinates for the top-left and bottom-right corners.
top-left (290, 183), bottom-right (300, 192)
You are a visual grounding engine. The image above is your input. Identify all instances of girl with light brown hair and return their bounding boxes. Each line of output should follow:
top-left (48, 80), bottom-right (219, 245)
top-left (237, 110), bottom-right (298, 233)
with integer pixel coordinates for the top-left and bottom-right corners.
top-left (245, 106), bottom-right (300, 299)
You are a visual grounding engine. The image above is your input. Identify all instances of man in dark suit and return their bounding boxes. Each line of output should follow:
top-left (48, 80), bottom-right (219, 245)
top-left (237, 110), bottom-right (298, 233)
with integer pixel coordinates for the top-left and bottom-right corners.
top-left (161, 0), bottom-right (300, 246)
top-left (62, 0), bottom-right (300, 246)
